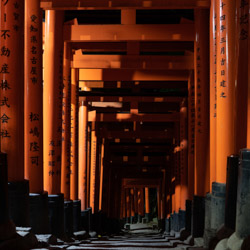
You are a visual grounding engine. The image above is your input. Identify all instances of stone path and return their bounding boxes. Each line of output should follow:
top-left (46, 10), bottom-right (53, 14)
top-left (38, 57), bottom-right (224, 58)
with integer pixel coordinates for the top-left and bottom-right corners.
top-left (28, 223), bottom-right (203, 250)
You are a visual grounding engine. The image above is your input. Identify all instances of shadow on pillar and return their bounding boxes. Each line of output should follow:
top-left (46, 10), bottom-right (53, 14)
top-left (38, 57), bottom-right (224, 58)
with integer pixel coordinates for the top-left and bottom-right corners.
top-left (8, 180), bottom-right (30, 227)
top-left (29, 192), bottom-right (49, 234)
top-left (191, 195), bottom-right (205, 238)
top-left (48, 194), bottom-right (64, 238)
top-left (0, 153), bottom-right (16, 241)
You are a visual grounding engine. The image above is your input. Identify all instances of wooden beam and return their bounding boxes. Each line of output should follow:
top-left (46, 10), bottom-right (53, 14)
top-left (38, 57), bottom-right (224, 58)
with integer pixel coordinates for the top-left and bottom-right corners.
top-left (122, 178), bottom-right (161, 189)
top-left (100, 130), bottom-right (173, 139)
top-left (41, 0), bottom-right (210, 10)
top-left (80, 96), bottom-right (183, 103)
top-left (64, 24), bottom-right (194, 42)
top-left (79, 69), bottom-right (190, 81)
top-left (88, 112), bottom-right (180, 122)
top-left (73, 54), bottom-right (194, 70)
top-left (71, 41), bottom-right (194, 52)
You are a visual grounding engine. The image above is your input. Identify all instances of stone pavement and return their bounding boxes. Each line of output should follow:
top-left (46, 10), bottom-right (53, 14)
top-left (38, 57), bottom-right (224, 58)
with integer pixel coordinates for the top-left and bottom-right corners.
top-left (25, 223), bottom-right (205, 250)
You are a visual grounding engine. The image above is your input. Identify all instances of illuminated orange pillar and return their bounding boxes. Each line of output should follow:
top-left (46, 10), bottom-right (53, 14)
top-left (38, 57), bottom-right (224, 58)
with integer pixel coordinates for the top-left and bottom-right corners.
top-left (24, 0), bottom-right (43, 193)
top-left (130, 189), bottom-right (135, 221)
top-left (180, 100), bottom-right (188, 209)
top-left (90, 123), bottom-right (97, 213)
top-left (61, 42), bottom-right (71, 200)
top-left (70, 68), bottom-right (79, 201)
top-left (0, 0), bottom-right (24, 182)
top-left (187, 72), bottom-right (195, 200)
top-left (99, 138), bottom-right (105, 211)
top-left (209, 0), bottom-right (217, 190)
top-left (145, 187), bottom-right (150, 215)
top-left (194, 9), bottom-right (210, 196)
top-left (134, 188), bottom-right (138, 217)
top-left (174, 147), bottom-right (181, 213)
top-left (78, 100), bottom-right (88, 210)
top-left (216, 0), bottom-right (236, 183)
top-left (126, 188), bottom-right (131, 219)
top-left (43, 10), bottom-right (64, 194)
top-left (138, 188), bottom-right (144, 218)
top-left (86, 125), bottom-right (91, 208)
top-left (234, 0), bottom-right (248, 152)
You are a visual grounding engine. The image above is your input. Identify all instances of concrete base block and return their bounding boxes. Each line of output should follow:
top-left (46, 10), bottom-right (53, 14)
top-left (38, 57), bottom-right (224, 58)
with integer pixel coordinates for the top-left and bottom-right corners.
top-left (29, 192), bottom-right (49, 234)
top-left (165, 218), bottom-right (170, 233)
top-left (192, 196), bottom-right (205, 238)
top-left (73, 200), bottom-right (81, 232)
top-left (48, 194), bottom-right (64, 238)
top-left (145, 213), bottom-right (150, 223)
top-left (179, 210), bottom-right (186, 230)
top-left (137, 214), bottom-right (142, 223)
top-left (64, 200), bottom-right (73, 237)
top-left (81, 209), bottom-right (90, 232)
top-left (8, 180), bottom-right (30, 227)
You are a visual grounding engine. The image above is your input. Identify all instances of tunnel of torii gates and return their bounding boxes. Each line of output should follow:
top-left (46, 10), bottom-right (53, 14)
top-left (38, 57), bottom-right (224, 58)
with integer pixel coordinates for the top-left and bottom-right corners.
top-left (0, 0), bottom-right (249, 241)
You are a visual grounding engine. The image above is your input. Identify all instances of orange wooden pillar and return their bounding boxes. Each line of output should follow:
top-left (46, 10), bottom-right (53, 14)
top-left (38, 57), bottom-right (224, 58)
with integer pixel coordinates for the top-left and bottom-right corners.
top-left (43, 10), bottom-right (64, 237)
top-left (209, 0), bottom-right (217, 190)
top-left (216, 0), bottom-right (236, 183)
top-left (126, 188), bottom-right (131, 222)
top-left (78, 100), bottom-right (88, 210)
top-left (234, 0), bottom-right (248, 152)
top-left (70, 68), bottom-right (79, 201)
top-left (145, 187), bottom-right (150, 221)
top-left (134, 188), bottom-right (139, 220)
top-left (24, 0), bottom-right (50, 233)
top-left (180, 100), bottom-right (188, 210)
top-left (130, 188), bottom-right (135, 222)
top-left (90, 123), bottom-right (97, 213)
top-left (86, 125), bottom-right (91, 208)
top-left (24, 0), bottom-right (43, 193)
top-left (0, 0), bottom-right (24, 182)
top-left (187, 72), bottom-right (195, 200)
top-left (61, 42), bottom-right (71, 200)
top-left (137, 188), bottom-right (144, 222)
top-left (194, 9), bottom-right (210, 197)
top-left (43, 10), bottom-right (64, 195)
top-left (0, 0), bottom-right (29, 227)
top-left (99, 138), bottom-right (105, 211)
